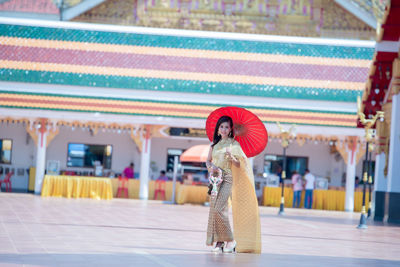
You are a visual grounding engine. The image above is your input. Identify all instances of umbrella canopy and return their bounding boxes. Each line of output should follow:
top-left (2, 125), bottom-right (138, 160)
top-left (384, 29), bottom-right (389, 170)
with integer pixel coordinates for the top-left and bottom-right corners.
top-left (206, 106), bottom-right (268, 158)
top-left (180, 144), bottom-right (210, 163)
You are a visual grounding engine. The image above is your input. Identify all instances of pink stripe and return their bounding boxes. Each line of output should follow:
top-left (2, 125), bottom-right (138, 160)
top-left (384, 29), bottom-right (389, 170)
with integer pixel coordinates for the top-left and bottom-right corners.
top-left (0, 45), bottom-right (369, 82)
top-left (0, 0), bottom-right (59, 14)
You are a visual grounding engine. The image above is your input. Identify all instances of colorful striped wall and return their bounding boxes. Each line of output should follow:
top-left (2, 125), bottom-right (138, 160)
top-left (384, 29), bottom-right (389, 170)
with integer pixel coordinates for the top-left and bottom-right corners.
top-left (0, 23), bottom-right (373, 102)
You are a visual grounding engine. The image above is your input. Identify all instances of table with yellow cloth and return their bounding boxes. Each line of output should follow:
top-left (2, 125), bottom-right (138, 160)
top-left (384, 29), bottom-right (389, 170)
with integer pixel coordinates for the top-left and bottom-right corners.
top-left (41, 175), bottom-right (113, 200)
top-left (263, 187), bottom-right (370, 212)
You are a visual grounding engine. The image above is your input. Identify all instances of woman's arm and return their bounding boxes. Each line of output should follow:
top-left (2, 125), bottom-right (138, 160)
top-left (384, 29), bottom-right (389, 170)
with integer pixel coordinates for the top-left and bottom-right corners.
top-left (206, 145), bottom-right (223, 173)
top-left (230, 155), bottom-right (240, 168)
top-left (206, 145), bottom-right (216, 170)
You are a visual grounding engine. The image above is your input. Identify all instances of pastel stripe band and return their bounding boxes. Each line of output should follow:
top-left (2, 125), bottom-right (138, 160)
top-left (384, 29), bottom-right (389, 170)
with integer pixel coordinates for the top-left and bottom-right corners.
top-left (0, 37), bottom-right (371, 68)
top-left (0, 92), bottom-right (357, 127)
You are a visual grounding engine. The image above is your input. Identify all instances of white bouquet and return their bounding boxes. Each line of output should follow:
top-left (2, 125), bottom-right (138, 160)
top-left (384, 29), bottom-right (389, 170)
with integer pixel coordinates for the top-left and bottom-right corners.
top-left (209, 167), bottom-right (223, 197)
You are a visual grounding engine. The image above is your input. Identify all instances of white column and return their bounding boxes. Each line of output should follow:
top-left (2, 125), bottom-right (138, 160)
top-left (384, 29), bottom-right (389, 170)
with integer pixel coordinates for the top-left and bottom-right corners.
top-left (387, 93), bottom-right (400, 193)
top-left (171, 155), bottom-right (178, 203)
top-left (374, 152), bottom-right (387, 192)
top-left (139, 137), bottom-right (151, 199)
top-left (386, 93), bottom-right (400, 223)
top-left (373, 152), bottom-right (387, 219)
top-left (34, 131), bottom-right (47, 194)
top-left (345, 149), bottom-right (356, 212)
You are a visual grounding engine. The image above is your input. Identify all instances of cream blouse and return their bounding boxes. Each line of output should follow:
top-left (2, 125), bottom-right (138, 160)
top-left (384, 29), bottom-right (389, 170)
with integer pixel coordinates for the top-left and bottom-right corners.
top-left (212, 138), bottom-right (244, 175)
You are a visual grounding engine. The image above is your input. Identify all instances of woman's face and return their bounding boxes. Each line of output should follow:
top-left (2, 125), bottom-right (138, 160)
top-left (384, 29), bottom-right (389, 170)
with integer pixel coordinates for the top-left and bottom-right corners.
top-left (218, 122), bottom-right (231, 138)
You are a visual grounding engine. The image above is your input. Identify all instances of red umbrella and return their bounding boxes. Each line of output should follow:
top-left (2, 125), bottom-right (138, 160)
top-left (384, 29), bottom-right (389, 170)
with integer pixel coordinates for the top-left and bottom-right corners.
top-left (206, 106), bottom-right (268, 158)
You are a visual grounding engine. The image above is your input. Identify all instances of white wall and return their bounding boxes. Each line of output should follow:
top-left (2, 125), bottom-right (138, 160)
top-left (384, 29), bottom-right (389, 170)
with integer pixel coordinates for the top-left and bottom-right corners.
top-left (0, 123), bottom-right (142, 190)
top-left (47, 126), bottom-right (141, 175)
top-left (0, 123), bottom-right (35, 191)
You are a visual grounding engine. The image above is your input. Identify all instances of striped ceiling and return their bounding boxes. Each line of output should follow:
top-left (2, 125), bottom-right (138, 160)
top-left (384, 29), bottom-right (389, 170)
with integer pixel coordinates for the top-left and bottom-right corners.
top-left (0, 23), bottom-right (374, 103)
top-left (0, 91), bottom-right (357, 127)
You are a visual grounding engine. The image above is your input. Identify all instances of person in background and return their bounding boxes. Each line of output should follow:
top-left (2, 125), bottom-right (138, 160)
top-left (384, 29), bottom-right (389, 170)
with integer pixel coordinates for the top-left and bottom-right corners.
top-left (291, 171), bottom-right (303, 208)
top-left (275, 165), bottom-right (283, 184)
top-left (304, 169), bottom-right (315, 209)
top-left (122, 162), bottom-right (135, 179)
top-left (183, 173), bottom-right (193, 185)
top-left (157, 170), bottom-right (168, 181)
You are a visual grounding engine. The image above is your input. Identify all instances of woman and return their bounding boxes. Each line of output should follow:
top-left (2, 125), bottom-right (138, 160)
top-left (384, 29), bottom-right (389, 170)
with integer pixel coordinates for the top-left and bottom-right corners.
top-left (206, 116), bottom-right (261, 254)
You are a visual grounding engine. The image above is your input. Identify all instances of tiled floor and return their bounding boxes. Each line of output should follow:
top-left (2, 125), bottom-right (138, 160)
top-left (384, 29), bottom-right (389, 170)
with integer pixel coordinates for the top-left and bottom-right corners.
top-left (0, 193), bottom-right (399, 267)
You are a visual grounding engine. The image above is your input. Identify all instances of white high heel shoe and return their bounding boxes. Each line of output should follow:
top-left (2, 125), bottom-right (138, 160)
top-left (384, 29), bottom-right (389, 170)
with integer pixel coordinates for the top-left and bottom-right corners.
top-left (211, 242), bottom-right (225, 252)
top-left (223, 240), bottom-right (236, 253)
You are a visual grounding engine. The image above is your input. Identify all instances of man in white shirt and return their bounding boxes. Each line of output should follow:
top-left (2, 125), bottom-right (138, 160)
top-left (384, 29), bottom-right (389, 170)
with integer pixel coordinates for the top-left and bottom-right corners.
top-left (304, 169), bottom-right (315, 209)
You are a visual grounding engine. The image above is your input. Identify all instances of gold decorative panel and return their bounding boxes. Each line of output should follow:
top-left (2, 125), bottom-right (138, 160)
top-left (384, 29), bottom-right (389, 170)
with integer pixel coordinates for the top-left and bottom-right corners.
top-left (74, 0), bottom-right (376, 39)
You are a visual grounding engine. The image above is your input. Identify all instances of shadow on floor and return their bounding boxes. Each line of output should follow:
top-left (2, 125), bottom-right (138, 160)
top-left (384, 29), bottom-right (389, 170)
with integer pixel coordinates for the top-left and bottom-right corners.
top-left (7, 220), bottom-right (400, 247)
top-left (0, 252), bottom-right (398, 267)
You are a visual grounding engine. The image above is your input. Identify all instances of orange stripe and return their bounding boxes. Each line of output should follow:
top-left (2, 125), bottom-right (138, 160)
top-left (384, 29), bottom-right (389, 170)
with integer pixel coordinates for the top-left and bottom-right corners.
top-left (3, 99), bottom-right (354, 125)
top-left (0, 93), bottom-right (356, 120)
top-left (0, 95), bottom-right (356, 126)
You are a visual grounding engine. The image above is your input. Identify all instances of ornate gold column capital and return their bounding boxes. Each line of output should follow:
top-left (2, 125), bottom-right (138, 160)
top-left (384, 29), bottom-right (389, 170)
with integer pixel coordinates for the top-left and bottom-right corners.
top-left (130, 125), bottom-right (144, 153)
top-left (25, 118), bottom-right (59, 147)
top-left (335, 136), bottom-right (365, 165)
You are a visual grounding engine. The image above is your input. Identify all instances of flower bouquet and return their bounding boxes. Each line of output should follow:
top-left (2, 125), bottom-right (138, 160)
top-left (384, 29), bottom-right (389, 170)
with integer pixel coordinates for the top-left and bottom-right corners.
top-left (208, 167), bottom-right (223, 197)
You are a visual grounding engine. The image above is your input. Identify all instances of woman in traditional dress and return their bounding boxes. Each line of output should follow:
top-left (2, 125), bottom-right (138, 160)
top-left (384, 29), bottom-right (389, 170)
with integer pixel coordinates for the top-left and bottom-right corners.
top-left (206, 116), bottom-right (261, 254)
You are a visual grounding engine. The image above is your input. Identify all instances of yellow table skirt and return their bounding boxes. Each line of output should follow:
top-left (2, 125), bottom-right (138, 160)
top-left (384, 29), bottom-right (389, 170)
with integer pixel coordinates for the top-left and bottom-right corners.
top-left (263, 187), bottom-right (370, 212)
top-left (110, 179), bottom-right (208, 204)
top-left (41, 175), bottom-right (113, 200)
top-left (42, 175), bottom-right (371, 210)
top-left (110, 180), bottom-right (182, 201)
top-left (176, 185), bottom-right (209, 205)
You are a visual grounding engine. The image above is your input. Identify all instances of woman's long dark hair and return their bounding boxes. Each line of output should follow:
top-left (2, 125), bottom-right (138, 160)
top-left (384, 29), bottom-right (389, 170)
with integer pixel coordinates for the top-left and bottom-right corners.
top-left (211, 116), bottom-right (234, 147)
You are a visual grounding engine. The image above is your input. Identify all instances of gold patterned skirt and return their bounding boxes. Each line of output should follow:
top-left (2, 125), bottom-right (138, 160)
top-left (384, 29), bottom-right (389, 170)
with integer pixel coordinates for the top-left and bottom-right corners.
top-left (206, 173), bottom-right (234, 246)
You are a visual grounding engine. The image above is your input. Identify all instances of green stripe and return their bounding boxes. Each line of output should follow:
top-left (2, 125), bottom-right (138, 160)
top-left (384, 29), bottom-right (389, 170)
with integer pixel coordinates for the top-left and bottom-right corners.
top-left (0, 69), bottom-right (363, 102)
top-left (0, 105), bottom-right (355, 128)
top-left (0, 90), bottom-right (356, 115)
top-left (0, 24), bottom-right (374, 60)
